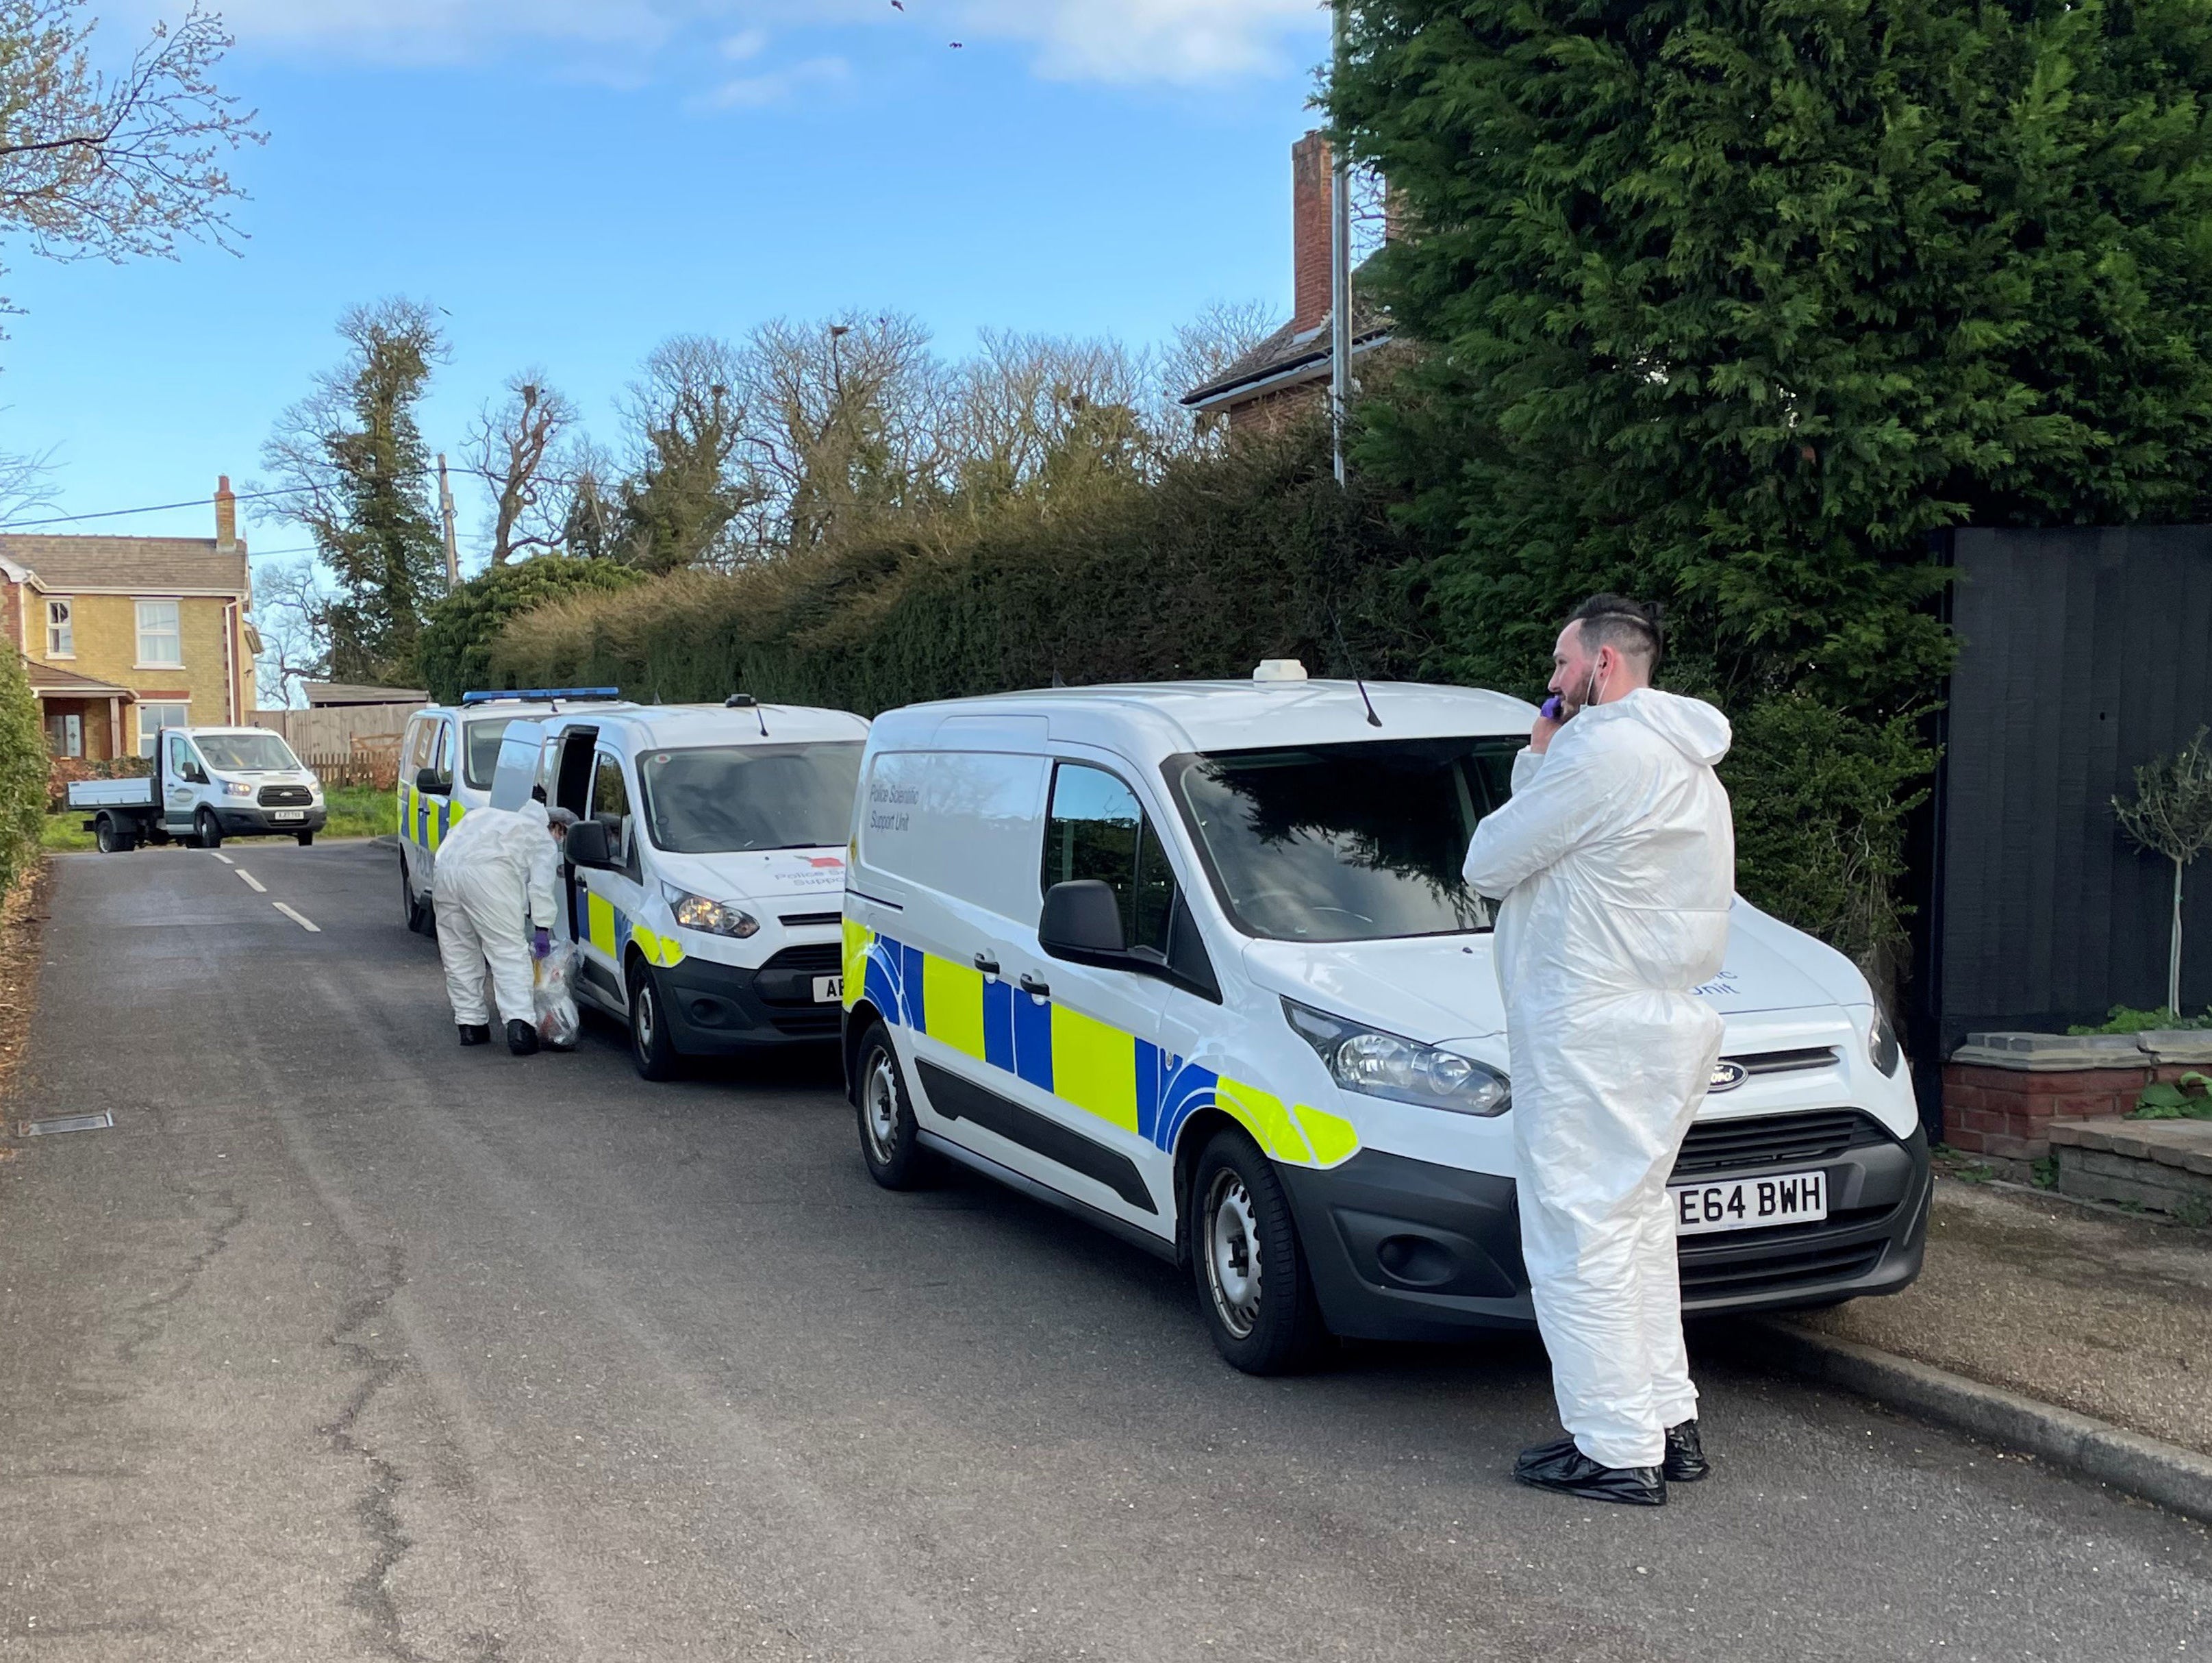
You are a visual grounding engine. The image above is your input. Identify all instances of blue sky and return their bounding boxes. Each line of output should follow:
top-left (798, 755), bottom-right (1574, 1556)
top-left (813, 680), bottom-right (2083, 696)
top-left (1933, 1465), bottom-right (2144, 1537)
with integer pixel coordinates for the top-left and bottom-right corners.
top-left (0, 0), bottom-right (1329, 564)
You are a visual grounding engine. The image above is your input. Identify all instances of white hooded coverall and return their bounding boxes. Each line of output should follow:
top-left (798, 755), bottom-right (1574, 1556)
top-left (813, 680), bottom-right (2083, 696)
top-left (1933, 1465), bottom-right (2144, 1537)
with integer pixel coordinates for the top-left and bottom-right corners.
top-left (1462, 689), bottom-right (1735, 1470)
top-left (433, 799), bottom-right (562, 1031)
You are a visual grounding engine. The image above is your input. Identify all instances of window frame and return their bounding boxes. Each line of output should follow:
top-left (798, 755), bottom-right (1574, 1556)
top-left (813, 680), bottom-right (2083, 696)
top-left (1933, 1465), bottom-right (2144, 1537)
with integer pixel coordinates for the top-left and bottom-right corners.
top-left (1040, 758), bottom-right (1220, 1001)
top-left (44, 597), bottom-right (73, 658)
top-left (136, 702), bottom-right (192, 760)
top-left (588, 749), bottom-right (640, 877)
top-left (134, 597), bottom-right (184, 669)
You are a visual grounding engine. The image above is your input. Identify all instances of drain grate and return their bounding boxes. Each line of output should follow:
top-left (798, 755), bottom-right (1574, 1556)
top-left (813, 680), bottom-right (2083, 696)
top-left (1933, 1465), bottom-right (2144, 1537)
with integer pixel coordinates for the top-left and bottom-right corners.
top-left (20, 1112), bottom-right (114, 1136)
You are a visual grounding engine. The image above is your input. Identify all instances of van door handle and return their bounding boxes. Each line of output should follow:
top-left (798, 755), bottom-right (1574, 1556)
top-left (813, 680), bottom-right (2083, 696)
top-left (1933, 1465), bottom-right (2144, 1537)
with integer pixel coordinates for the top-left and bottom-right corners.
top-left (1018, 973), bottom-right (1049, 998)
top-left (973, 953), bottom-right (1001, 977)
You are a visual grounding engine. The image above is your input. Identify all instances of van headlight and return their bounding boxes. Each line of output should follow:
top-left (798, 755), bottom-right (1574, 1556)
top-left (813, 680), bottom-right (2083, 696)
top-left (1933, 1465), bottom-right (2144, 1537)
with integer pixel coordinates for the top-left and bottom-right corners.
top-left (222, 780), bottom-right (253, 798)
top-left (1868, 1006), bottom-right (1902, 1077)
top-left (663, 884), bottom-right (757, 939)
top-left (1283, 1000), bottom-right (1509, 1116)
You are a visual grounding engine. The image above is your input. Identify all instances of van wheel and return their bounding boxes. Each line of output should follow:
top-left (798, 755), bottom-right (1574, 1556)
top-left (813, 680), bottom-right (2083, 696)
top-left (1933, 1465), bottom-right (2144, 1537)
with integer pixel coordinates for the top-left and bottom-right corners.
top-left (400, 851), bottom-right (432, 934)
top-left (95, 814), bottom-right (133, 853)
top-left (194, 809), bottom-right (223, 851)
top-left (1190, 1127), bottom-right (1322, 1375)
top-left (628, 960), bottom-right (681, 1081)
top-left (296, 831), bottom-right (314, 847)
top-left (854, 1021), bottom-right (929, 1190)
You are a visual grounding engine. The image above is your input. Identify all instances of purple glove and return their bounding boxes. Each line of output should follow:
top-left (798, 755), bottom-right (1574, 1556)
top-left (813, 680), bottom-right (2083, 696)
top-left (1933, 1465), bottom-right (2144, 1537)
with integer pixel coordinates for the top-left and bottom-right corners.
top-left (532, 928), bottom-right (551, 960)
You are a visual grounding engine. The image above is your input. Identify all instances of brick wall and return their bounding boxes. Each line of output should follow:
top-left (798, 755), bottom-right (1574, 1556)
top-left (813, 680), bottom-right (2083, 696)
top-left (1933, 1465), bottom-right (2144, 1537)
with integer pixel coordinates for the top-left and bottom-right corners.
top-left (1943, 1060), bottom-right (2207, 1158)
top-left (21, 590), bottom-right (244, 741)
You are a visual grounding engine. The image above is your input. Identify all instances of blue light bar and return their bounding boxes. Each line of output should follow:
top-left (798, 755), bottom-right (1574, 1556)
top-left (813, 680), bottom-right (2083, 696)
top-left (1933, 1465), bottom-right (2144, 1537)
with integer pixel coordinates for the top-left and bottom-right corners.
top-left (460, 687), bottom-right (623, 706)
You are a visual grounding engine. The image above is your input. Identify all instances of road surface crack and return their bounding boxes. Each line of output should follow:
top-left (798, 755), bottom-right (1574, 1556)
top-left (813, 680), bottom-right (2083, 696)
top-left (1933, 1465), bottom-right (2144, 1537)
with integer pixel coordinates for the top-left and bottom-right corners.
top-left (115, 1181), bottom-right (246, 1366)
top-left (320, 1242), bottom-right (427, 1663)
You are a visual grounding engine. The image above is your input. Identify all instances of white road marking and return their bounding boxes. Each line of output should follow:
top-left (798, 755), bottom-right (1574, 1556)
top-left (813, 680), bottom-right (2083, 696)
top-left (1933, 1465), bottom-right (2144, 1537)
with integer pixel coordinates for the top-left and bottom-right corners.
top-left (273, 902), bottom-right (321, 933)
top-left (212, 852), bottom-right (234, 866)
top-left (236, 869), bottom-right (266, 893)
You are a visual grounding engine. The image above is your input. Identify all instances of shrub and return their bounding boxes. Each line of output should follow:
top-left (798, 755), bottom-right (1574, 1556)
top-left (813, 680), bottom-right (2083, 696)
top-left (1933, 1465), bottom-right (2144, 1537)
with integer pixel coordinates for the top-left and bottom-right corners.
top-left (416, 555), bottom-right (649, 704)
top-left (0, 651), bottom-right (46, 893)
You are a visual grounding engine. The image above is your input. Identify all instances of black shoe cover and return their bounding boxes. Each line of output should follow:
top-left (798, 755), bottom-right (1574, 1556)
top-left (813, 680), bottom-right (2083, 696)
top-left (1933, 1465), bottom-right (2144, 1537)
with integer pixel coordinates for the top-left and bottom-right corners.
top-left (457, 1024), bottom-right (492, 1047)
top-left (1513, 1436), bottom-right (1666, 1507)
top-left (1663, 1421), bottom-right (1709, 1483)
top-left (506, 1018), bottom-right (540, 1055)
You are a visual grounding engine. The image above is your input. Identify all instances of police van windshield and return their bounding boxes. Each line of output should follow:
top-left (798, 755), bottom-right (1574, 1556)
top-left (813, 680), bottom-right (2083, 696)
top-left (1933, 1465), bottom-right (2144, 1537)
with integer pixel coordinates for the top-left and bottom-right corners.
top-left (1168, 736), bottom-right (1523, 942)
top-left (638, 742), bottom-right (865, 854)
top-left (196, 732), bottom-right (303, 773)
top-left (463, 718), bottom-right (514, 790)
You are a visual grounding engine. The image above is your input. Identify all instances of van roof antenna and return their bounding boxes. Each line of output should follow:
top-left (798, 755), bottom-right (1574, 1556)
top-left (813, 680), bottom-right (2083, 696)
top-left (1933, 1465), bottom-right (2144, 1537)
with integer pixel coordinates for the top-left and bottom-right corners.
top-left (1331, 611), bottom-right (1384, 728)
top-left (727, 692), bottom-right (769, 737)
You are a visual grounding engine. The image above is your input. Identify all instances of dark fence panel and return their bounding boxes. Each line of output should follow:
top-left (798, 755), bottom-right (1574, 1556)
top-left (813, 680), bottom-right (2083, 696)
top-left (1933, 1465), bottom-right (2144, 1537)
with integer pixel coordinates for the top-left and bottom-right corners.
top-left (1926, 527), bottom-right (2212, 1054)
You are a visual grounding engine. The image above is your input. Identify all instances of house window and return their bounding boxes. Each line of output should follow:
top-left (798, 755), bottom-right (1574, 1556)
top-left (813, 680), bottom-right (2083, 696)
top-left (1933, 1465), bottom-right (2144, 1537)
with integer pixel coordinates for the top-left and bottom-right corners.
top-left (45, 597), bottom-right (73, 658)
top-left (136, 599), bottom-right (183, 668)
top-left (136, 701), bottom-right (191, 758)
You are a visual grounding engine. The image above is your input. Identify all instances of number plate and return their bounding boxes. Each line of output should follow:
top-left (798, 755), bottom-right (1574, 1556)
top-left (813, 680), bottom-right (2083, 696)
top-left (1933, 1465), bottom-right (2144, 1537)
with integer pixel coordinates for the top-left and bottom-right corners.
top-left (812, 975), bottom-right (842, 1004)
top-left (272, 810), bottom-right (306, 822)
top-left (1671, 1168), bottom-right (1828, 1236)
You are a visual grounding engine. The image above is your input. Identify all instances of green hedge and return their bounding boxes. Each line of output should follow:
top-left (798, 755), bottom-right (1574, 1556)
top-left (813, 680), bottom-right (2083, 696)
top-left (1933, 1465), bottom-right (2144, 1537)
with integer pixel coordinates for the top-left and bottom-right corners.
top-left (417, 555), bottom-right (651, 705)
top-left (492, 430), bottom-right (1418, 710)
top-left (0, 651), bottom-right (45, 894)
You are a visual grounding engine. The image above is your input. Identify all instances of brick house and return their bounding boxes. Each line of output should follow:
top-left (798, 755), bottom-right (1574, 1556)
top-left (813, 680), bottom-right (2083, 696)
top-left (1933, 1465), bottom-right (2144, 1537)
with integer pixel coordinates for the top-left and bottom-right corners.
top-left (1181, 131), bottom-right (1395, 434)
top-left (1, 477), bottom-right (260, 760)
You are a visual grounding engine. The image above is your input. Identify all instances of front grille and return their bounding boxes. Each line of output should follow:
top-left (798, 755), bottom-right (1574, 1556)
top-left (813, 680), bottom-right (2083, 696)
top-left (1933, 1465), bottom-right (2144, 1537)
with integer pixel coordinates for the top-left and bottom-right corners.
top-left (1681, 1240), bottom-right (1885, 1301)
top-left (257, 784), bottom-right (312, 808)
top-left (779, 911), bottom-right (842, 928)
top-left (768, 1008), bottom-right (842, 1037)
top-left (1672, 1110), bottom-right (1893, 1180)
top-left (762, 943), bottom-right (841, 975)
top-left (1726, 1046), bottom-right (1838, 1076)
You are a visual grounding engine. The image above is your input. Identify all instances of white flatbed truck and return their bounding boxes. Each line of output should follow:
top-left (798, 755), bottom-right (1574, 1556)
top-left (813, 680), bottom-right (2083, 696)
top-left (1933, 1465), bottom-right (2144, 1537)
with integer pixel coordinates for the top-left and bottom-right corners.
top-left (66, 726), bottom-right (328, 853)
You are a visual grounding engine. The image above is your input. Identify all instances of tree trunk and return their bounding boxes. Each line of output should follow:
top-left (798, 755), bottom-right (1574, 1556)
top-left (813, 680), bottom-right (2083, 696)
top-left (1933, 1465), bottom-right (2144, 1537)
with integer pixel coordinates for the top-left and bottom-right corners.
top-left (2171, 856), bottom-right (2185, 1018)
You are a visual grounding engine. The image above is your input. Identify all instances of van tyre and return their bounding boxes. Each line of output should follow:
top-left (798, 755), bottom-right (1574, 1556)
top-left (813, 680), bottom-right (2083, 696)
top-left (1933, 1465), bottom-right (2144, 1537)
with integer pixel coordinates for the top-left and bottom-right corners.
top-left (628, 958), bottom-right (681, 1081)
top-left (296, 831), bottom-right (314, 847)
top-left (854, 1021), bottom-right (929, 1190)
top-left (1191, 1127), bottom-right (1323, 1375)
top-left (94, 814), bottom-right (133, 854)
top-left (400, 851), bottom-right (433, 935)
top-left (194, 809), bottom-right (223, 851)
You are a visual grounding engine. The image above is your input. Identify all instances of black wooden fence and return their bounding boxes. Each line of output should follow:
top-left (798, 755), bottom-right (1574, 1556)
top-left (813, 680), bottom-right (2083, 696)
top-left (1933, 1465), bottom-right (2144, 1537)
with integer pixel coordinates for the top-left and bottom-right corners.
top-left (1907, 526), bottom-right (2212, 1110)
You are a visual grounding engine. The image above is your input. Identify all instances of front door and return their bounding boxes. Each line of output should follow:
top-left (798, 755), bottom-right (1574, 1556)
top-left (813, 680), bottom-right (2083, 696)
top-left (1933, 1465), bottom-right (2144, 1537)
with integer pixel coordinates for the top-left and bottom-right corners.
top-left (162, 731), bottom-right (199, 832)
top-left (576, 747), bottom-right (645, 1010)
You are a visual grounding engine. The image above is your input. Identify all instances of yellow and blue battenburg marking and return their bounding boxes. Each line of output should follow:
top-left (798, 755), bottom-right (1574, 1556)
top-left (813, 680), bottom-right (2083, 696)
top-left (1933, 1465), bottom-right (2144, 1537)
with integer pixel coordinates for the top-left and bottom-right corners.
top-left (843, 921), bottom-right (1359, 1170)
top-left (583, 887), bottom-right (687, 968)
top-left (398, 784), bottom-right (466, 853)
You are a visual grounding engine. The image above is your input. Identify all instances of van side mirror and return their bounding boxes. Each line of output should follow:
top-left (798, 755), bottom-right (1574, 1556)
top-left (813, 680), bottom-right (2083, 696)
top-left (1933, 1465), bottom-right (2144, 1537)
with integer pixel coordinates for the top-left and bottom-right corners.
top-left (414, 766), bottom-right (450, 797)
top-left (1039, 880), bottom-right (1129, 964)
top-left (564, 818), bottom-right (614, 871)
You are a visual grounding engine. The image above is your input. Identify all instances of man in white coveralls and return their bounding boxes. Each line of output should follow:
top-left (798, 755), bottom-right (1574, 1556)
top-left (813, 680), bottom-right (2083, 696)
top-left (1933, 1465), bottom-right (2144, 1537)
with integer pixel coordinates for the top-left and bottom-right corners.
top-left (433, 799), bottom-right (577, 1057)
top-left (1461, 595), bottom-right (1735, 1507)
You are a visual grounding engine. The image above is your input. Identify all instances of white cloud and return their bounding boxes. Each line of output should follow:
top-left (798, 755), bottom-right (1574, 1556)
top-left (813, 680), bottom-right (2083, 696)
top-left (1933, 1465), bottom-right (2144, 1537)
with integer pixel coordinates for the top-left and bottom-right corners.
top-left (703, 54), bottom-right (851, 109)
top-left (720, 27), bottom-right (770, 62)
top-left (188, 0), bottom-right (1324, 84)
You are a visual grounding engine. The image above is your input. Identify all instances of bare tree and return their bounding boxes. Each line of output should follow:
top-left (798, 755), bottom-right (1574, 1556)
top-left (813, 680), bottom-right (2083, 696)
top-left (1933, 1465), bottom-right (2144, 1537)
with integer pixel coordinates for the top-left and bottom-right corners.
top-left (557, 435), bottom-right (624, 562)
top-left (730, 312), bottom-right (945, 559)
top-left (466, 371), bottom-right (576, 565)
top-left (613, 334), bottom-right (751, 573)
top-left (1152, 299), bottom-right (1281, 453)
top-left (948, 330), bottom-right (1152, 507)
top-left (250, 557), bottom-right (331, 708)
top-left (0, 1), bottom-right (261, 310)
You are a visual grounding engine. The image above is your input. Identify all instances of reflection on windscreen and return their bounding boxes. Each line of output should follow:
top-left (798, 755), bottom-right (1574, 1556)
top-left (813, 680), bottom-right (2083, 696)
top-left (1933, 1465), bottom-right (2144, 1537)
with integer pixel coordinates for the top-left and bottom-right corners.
top-left (1171, 738), bottom-right (1522, 942)
top-left (198, 734), bottom-right (302, 773)
top-left (464, 718), bottom-right (513, 790)
top-left (638, 742), bottom-right (864, 855)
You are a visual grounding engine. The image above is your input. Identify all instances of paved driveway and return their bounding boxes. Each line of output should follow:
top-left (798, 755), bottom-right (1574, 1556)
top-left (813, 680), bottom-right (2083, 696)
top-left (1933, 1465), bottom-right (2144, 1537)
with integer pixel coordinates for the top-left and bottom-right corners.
top-left (1, 842), bottom-right (2204, 1660)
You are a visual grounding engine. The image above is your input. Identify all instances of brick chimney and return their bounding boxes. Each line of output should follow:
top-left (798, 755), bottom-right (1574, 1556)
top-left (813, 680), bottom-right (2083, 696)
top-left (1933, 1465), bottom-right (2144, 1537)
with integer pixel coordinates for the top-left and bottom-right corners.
top-left (1292, 129), bottom-right (1335, 333)
top-left (214, 475), bottom-right (237, 552)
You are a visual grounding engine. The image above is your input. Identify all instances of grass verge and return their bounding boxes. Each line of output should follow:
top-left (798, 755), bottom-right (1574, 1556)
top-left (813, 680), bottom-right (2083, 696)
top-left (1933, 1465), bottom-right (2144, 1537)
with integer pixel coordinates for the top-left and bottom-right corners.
top-left (42, 784), bottom-right (397, 851)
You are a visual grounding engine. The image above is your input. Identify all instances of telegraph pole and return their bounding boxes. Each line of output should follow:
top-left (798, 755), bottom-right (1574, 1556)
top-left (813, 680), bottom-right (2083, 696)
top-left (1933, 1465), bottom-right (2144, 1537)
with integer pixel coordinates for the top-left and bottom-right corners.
top-left (436, 452), bottom-right (461, 591)
top-left (1331, 0), bottom-right (1353, 486)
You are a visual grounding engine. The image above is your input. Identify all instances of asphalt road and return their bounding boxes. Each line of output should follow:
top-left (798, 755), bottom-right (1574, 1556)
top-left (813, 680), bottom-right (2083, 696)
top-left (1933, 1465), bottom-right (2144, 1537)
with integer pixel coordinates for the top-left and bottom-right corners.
top-left (1, 840), bottom-right (2205, 1662)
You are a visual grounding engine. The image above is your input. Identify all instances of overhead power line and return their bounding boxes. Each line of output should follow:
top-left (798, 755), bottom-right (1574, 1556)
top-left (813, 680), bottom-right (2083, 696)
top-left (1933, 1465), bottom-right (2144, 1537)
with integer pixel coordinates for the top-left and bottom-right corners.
top-left (0, 484), bottom-right (314, 532)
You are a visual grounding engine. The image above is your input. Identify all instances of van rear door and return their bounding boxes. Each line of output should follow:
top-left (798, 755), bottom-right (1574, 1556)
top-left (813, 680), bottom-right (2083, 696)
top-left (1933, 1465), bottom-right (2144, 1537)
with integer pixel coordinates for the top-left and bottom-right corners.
top-left (487, 721), bottom-right (546, 810)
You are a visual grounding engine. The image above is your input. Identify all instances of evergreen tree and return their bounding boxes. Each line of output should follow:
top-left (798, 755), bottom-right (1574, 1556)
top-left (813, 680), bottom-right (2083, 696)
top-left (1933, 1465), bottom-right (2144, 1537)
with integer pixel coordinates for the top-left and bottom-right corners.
top-left (263, 300), bottom-right (451, 682)
top-left (1330, 0), bottom-right (2212, 968)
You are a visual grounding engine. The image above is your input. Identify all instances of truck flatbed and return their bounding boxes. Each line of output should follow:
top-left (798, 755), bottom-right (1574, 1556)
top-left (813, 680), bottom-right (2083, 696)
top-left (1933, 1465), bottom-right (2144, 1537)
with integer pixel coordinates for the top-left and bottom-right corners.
top-left (65, 776), bottom-right (158, 810)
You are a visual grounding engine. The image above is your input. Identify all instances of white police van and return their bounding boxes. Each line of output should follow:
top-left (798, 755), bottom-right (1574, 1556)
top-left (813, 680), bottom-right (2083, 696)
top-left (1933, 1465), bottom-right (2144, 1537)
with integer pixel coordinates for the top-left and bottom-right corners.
top-left (396, 688), bottom-right (630, 934)
top-left (502, 698), bottom-right (870, 1079)
top-left (841, 668), bottom-right (1931, 1373)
